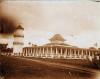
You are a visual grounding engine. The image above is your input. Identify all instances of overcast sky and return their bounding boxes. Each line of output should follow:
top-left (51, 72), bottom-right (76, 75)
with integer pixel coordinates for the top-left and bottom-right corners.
top-left (0, 0), bottom-right (100, 48)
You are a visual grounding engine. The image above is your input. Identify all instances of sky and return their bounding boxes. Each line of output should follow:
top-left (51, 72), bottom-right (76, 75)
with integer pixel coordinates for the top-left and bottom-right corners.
top-left (0, 0), bottom-right (100, 48)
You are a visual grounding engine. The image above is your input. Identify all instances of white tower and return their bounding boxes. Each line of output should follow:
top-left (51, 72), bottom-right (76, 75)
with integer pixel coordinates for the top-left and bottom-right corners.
top-left (13, 25), bottom-right (24, 54)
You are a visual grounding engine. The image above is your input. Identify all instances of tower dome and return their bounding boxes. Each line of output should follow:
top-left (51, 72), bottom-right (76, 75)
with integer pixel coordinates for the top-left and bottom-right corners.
top-left (14, 25), bottom-right (24, 37)
top-left (44, 34), bottom-right (73, 47)
top-left (49, 34), bottom-right (65, 44)
top-left (16, 25), bottom-right (24, 30)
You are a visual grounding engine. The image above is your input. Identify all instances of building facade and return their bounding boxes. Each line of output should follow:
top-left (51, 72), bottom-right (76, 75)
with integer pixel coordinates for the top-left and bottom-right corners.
top-left (22, 34), bottom-right (100, 60)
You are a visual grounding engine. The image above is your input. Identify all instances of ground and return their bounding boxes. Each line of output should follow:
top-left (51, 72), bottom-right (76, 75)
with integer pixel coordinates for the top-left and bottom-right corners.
top-left (0, 55), bottom-right (99, 79)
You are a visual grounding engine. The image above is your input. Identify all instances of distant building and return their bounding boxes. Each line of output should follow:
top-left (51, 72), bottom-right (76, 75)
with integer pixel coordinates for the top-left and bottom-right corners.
top-left (22, 34), bottom-right (100, 60)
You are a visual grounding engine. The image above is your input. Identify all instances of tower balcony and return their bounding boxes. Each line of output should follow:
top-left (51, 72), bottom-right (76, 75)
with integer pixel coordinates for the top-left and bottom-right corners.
top-left (14, 34), bottom-right (24, 37)
top-left (13, 42), bottom-right (24, 45)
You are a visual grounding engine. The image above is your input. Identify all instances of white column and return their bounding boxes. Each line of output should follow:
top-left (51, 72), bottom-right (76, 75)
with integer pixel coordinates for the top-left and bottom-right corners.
top-left (43, 47), bottom-right (44, 58)
top-left (79, 50), bottom-right (81, 59)
top-left (85, 50), bottom-right (87, 59)
top-left (64, 49), bottom-right (67, 58)
top-left (67, 49), bottom-right (70, 57)
top-left (66, 49), bottom-right (68, 58)
top-left (87, 50), bottom-right (89, 59)
top-left (81, 50), bottom-right (84, 59)
top-left (46, 47), bottom-right (48, 58)
top-left (36, 48), bottom-right (38, 57)
top-left (28, 48), bottom-right (29, 56)
top-left (26, 48), bottom-right (28, 57)
top-left (48, 47), bottom-right (49, 57)
top-left (89, 51), bottom-right (91, 56)
top-left (56, 47), bottom-right (58, 58)
top-left (74, 49), bottom-right (76, 59)
top-left (23, 49), bottom-right (25, 56)
top-left (38, 48), bottom-right (39, 57)
top-left (29, 48), bottom-right (31, 57)
top-left (33, 48), bottom-right (34, 57)
top-left (28, 48), bottom-right (30, 57)
top-left (24, 49), bottom-right (25, 56)
top-left (69, 49), bottom-right (72, 58)
top-left (77, 50), bottom-right (80, 58)
top-left (35, 47), bottom-right (37, 57)
top-left (39, 47), bottom-right (41, 57)
top-left (35, 48), bottom-right (37, 57)
top-left (41, 47), bottom-right (43, 57)
top-left (43, 47), bottom-right (44, 54)
top-left (27, 48), bottom-right (29, 56)
top-left (26, 48), bottom-right (27, 56)
top-left (31, 48), bottom-right (33, 56)
top-left (30, 48), bottom-right (32, 56)
top-left (89, 51), bottom-right (93, 61)
top-left (56, 47), bottom-right (58, 54)
top-left (51, 46), bottom-right (53, 58)
top-left (25, 49), bottom-right (26, 57)
top-left (28, 48), bottom-right (31, 56)
top-left (92, 51), bottom-right (94, 59)
top-left (31, 48), bottom-right (33, 57)
top-left (38, 48), bottom-right (40, 57)
top-left (33, 48), bottom-right (35, 57)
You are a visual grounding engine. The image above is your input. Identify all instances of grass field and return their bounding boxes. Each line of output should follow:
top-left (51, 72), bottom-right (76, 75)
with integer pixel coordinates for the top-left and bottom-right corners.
top-left (24, 57), bottom-right (98, 69)
top-left (0, 55), bottom-right (97, 79)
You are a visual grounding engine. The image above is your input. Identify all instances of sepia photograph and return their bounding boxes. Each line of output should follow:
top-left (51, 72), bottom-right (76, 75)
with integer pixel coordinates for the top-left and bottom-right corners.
top-left (0, 0), bottom-right (100, 79)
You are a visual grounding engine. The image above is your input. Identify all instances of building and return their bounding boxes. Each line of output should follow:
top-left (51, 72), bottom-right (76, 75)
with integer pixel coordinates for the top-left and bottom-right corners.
top-left (13, 25), bottom-right (24, 55)
top-left (22, 34), bottom-right (100, 60)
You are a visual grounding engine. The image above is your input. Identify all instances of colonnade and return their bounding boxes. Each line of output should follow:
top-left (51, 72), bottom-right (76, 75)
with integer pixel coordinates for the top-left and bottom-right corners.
top-left (21, 46), bottom-right (99, 59)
